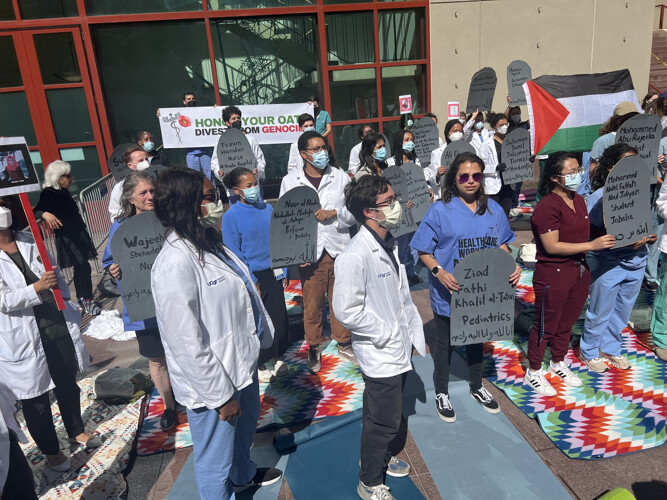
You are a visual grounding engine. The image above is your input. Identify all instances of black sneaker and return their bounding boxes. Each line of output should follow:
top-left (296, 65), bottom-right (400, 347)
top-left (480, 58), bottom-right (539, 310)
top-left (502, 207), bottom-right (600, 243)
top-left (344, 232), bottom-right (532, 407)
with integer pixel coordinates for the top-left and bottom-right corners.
top-left (306, 345), bottom-right (321, 373)
top-left (233, 467), bottom-right (282, 492)
top-left (470, 387), bottom-right (500, 414)
top-left (408, 275), bottom-right (423, 286)
top-left (160, 408), bottom-right (176, 431)
top-left (435, 393), bottom-right (456, 422)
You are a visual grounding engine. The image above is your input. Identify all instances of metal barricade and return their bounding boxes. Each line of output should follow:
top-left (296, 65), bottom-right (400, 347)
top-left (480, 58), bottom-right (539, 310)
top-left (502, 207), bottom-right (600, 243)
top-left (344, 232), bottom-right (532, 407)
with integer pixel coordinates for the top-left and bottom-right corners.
top-left (77, 173), bottom-right (117, 258)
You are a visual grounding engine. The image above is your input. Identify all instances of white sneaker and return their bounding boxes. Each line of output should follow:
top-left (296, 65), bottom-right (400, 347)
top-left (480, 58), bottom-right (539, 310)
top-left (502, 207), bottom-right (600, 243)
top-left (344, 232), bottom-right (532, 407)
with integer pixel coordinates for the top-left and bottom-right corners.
top-left (548, 361), bottom-right (583, 387)
top-left (258, 364), bottom-right (275, 383)
top-left (274, 359), bottom-right (288, 377)
top-left (524, 368), bottom-right (557, 396)
top-left (357, 481), bottom-right (395, 500)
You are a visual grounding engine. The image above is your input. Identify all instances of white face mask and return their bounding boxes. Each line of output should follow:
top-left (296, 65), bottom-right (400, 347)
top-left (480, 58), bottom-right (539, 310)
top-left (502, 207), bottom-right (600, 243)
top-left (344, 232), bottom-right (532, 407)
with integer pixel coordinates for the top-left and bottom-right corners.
top-left (369, 201), bottom-right (403, 230)
top-left (199, 200), bottom-right (224, 228)
top-left (449, 132), bottom-right (463, 142)
top-left (0, 207), bottom-right (12, 230)
top-left (497, 124), bottom-right (509, 135)
top-left (136, 159), bottom-right (150, 171)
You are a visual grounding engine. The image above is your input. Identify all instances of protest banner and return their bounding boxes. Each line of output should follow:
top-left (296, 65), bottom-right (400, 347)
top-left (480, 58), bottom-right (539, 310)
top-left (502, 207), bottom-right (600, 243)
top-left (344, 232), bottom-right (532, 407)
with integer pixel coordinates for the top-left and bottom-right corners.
top-left (615, 113), bottom-right (661, 183)
top-left (108, 143), bottom-right (137, 182)
top-left (450, 248), bottom-right (516, 346)
top-left (603, 155), bottom-right (652, 248)
top-left (0, 137), bottom-right (64, 309)
top-left (448, 102), bottom-right (460, 120)
top-left (399, 95), bottom-right (413, 114)
top-left (382, 163), bottom-right (430, 237)
top-left (501, 128), bottom-right (534, 184)
top-left (158, 102), bottom-right (314, 148)
top-left (270, 186), bottom-right (320, 268)
top-left (439, 141), bottom-right (476, 171)
top-left (411, 117), bottom-right (440, 168)
top-left (507, 60), bottom-right (531, 106)
top-left (215, 128), bottom-right (256, 175)
top-left (466, 67), bottom-right (497, 113)
top-left (110, 211), bottom-right (166, 322)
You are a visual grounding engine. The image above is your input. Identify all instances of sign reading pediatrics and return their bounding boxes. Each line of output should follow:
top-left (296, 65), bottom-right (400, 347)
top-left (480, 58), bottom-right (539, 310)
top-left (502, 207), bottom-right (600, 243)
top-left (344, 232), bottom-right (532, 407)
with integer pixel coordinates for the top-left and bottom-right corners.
top-left (399, 95), bottom-right (413, 114)
top-left (158, 102), bottom-right (314, 148)
top-left (0, 137), bottom-right (41, 196)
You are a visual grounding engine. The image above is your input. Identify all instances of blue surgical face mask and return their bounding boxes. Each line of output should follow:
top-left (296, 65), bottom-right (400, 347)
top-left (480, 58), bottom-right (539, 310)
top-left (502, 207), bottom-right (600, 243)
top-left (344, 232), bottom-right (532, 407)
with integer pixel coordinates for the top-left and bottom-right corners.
top-left (403, 141), bottom-right (415, 152)
top-left (475, 122), bottom-right (484, 130)
top-left (303, 126), bottom-right (315, 132)
top-left (373, 147), bottom-right (387, 161)
top-left (560, 172), bottom-right (582, 191)
top-left (309, 150), bottom-right (329, 170)
top-left (142, 141), bottom-right (154, 152)
top-left (242, 185), bottom-right (260, 204)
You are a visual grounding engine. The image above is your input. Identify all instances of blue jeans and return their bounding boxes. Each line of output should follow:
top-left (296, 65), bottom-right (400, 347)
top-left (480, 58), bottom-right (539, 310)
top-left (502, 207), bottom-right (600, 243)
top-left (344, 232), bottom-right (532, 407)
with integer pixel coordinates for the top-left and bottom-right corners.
top-left (186, 376), bottom-right (260, 499)
top-left (580, 253), bottom-right (646, 359)
top-left (645, 205), bottom-right (664, 284)
top-left (186, 150), bottom-right (212, 180)
top-left (397, 232), bottom-right (418, 278)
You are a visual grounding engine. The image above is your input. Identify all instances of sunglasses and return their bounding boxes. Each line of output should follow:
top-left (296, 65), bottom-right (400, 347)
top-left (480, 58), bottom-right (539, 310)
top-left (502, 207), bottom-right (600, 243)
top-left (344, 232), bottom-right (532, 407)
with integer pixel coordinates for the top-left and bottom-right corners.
top-left (457, 173), bottom-right (483, 184)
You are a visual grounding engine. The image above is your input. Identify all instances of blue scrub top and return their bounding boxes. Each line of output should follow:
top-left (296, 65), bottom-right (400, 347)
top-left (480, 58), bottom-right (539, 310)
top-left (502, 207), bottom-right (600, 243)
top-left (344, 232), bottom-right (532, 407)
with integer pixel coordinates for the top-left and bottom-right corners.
top-left (410, 197), bottom-right (515, 317)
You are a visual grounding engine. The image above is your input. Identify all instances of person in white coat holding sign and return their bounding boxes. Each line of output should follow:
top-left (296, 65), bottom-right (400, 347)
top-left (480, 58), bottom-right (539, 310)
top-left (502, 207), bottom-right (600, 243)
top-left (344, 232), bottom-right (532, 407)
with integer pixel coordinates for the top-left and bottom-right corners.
top-left (333, 175), bottom-right (425, 500)
top-left (0, 197), bottom-right (97, 475)
top-left (151, 168), bottom-right (281, 499)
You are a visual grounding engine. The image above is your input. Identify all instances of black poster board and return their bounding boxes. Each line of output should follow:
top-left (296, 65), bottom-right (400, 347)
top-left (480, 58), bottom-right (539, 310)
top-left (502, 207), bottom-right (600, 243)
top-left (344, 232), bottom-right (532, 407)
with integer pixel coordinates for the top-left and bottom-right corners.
top-left (501, 128), bottom-right (533, 184)
top-left (215, 128), bottom-right (256, 175)
top-left (382, 163), bottom-right (430, 237)
top-left (466, 67), bottom-right (497, 113)
top-left (439, 141), bottom-right (476, 171)
top-left (108, 143), bottom-right (138, 182)
top-left (411, 117), bottom-right (440, 168)
top-left (615, 114), bottom-right (661, 183)
top-left (507, 60), bottom-right (531, 106)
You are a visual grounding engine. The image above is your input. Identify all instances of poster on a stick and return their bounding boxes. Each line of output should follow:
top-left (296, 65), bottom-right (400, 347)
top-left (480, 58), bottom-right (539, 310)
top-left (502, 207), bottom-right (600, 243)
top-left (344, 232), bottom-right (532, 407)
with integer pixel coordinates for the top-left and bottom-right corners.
top-left (615, 114), bottom-right (661, 183)
top-left (215, 128), bottom-right (256, 176)
top-left (507, 60), bottom-right (532, 106)
top-left (382, 163), bottom-right (430, 238)
top-left (501, 128), bottom-right (533, 184)
top-left (108, 143), bottom-right (138, 182)
top-left (603, 155), bottom-right (652, 248)
top-left (450, 248), bottom-right (516, 346)
top-left (399, 95), bottom-right (413, 114)
top-left (110, 211), bottom-right (166, 323)
top-left (466, 67), bottom-right (497, 113)
top-left (270, 186), bottom-right (320, 268)
top-left (0, 137), bottom-right (41, 196)
top-left (439, 141), bottom-right (476, 171)
top-left (411, 117), bottom-right (440, 168)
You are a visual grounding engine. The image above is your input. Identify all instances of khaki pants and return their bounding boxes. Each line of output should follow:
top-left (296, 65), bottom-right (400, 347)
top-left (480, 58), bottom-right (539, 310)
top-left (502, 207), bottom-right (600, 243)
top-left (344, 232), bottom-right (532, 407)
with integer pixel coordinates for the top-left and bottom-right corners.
top-left (298, 251), bottom-right (350, 346)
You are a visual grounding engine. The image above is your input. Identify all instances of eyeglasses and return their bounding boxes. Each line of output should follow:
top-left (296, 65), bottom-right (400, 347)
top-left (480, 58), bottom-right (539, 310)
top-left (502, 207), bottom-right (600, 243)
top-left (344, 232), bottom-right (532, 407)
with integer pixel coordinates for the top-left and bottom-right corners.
top-left (559, 168), bottom-right (583, 176)
top-left (61, 173), bottom-right (72, 179)
top-left (306, 145), bottom-right (326, 153)
top-left (374, 197), bottom-right (399, 209)
top-left (457, 173), bottom-right (483, 184)
top-left (202, 189), bottom-right (219, 203)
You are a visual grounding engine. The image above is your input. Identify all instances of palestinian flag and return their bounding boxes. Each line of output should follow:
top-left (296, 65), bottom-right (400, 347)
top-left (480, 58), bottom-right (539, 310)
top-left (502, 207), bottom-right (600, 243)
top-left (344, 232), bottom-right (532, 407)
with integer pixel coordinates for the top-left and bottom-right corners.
top-left (522, 69), bottom-right (641, 155)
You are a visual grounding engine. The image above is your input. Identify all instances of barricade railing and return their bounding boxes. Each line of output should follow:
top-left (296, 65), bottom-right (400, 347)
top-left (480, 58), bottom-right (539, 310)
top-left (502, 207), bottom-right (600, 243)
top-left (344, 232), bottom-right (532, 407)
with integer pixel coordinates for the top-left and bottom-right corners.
top-left (77, 173), bottom-right (117, 255)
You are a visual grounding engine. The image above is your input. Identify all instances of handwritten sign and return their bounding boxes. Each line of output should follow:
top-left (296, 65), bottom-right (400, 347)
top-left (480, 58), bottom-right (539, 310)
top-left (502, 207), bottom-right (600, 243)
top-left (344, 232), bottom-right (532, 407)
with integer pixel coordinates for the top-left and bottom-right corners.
top-left (215, 128), bottom-right (256, 175)
top-left (411, 117), bottom-right (440, 168)
top-left (439, 141), bottom-right (476, 171)
top-left (466, 67), bottom-right (497, 113)
top-left (501, 128), bottom-right (533, 184)
top-left (507, 60), bottom-right (531, 106)
top-left (615, 114), bottom-right (661, 183)
top-left (382, 163), bottom-right (430, 237)
top-left (450, 248), bottom-right (516, 346)
top-left (0, 137), bottom-right (40, 196)
top-left (603, 155), bottom-right (652, 248)
top-left (110, 211), bottom-right (166, 322)
top-left (108, 143), bottom-right (138, 182)
top-left (270, 186), bottom-right (320, 268)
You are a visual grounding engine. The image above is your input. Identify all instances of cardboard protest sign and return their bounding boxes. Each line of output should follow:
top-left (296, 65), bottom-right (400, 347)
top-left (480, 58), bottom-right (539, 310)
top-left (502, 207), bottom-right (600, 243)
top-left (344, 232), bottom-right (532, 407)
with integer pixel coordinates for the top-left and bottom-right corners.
top-left (0, 137), bottom-right (41, 195)
top-left (501, 128), bottom-right (533, 184)
top-left (450, 248), bottom-right (516, 346)
top-left (382, 163), bottom-right (430, 237)
top-left (603, 155), bottom-right (652, 248)
top-left (615, 114), bottom-right (661, 183)
top-left (110, 211), bottom-right (166, 322)
top-left (411, 117), bottom-right (440, 168)
top-left (215, 128), bottom-right (256, 176)
top-left (466, 67), bottom-right (497, 113)
top-left (507, 60), bottom-right (531, 106)
top-left (439, 141), bottom-right (476, 171)
top-left (399, 95), bottom-right (412, 114)
top-left (270, 186), bottom-right (320, 268)
top-left (108, 143), bottom-right (138, 182)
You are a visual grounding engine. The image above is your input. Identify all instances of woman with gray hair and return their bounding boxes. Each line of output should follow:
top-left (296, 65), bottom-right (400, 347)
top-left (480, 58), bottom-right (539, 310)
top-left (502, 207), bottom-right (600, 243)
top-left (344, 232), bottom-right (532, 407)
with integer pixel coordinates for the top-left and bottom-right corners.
top-left (34, 160), bottom-right (100, 315)
top-left (102, 171), bottom-right (176, 430)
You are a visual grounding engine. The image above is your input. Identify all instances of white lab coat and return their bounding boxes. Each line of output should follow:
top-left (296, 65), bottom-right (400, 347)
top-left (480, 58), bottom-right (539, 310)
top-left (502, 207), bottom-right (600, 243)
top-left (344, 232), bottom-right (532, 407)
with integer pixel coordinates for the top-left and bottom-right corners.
top-left (151, 232), bottom-right (275, 410)
top-left (332, 226), bottom-right (425, 378)
top-left (0, 232), bottom-right (89, 401)
top-left (279, 165), bottom-right (355, 259)
top-left (0, 382), bottom-right (27, 493)
top-left (655, 180), bottom-right (667, 253)
top-left (287, 141), bottom-right (303, 174)
top-left (479, 138), bottom-right (503, 195)
top-left (212, 133), bottom-right (266, 197)
top-left (108, 179), bottom-right (124, 222)
top-left (348, 142), bottom-right (362, 174)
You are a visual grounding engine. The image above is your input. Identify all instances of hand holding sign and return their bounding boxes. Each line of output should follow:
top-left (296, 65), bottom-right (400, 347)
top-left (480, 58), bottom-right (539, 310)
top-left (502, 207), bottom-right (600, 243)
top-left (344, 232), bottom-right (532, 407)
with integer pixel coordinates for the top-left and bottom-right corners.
top-left (216, 128), bottom-right (256, 176)
top-left (466, 67), bottom-right (497, 113)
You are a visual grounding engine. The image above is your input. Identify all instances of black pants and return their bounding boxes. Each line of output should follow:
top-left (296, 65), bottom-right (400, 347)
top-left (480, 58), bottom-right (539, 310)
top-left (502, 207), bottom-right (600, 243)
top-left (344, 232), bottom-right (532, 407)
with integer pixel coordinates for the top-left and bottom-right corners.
top-left (432, 313), bottom-right (483, 395)
top-left (73, 261), bottom-right (93, 300)
top-left (491, 183), bottom-right (514, 218)
top-left (256, 269), bottom-right (291, 366)
top-left (21, 336), bottom-right (84, 455)
top-left (2, 430), bottom-right (38, 500)
top-left (359, 372), bottom-right (406, 487)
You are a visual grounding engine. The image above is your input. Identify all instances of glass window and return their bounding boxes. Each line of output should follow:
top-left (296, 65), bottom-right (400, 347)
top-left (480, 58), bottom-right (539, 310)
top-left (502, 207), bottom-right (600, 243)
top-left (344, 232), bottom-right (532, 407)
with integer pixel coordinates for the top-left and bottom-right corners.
top-left (0, 3), bottom-right (15, 21)
top-left (323, 0), bottom-right (368, 3)
top-left (208, 0), bottom-right (312, 8)
top-left (325, 12), bottom-right (374, 66)
top-left (211, 17), bottom-right (319, 105)
top-left (380, 65), bottom-right (427, 117)
top-left (85, 0), bottom-right (202, 15)
top-left (58, 146), bottom-right (102, 194)
top-left (329, 68), bottom-right (377, 121)
top-left (0, 93), bottom-right (38, 146)
top-left (92, 21), bottom-right (215, 146)
top-left (379, 9), bottom-right (426, 62)
top-left (19, 0), bottom-right (78, 19)
top-left (33, 33), bottom-right (82, 85)
top-left (331, 122), bottom-right (378, 171)
top-left (46, 88), bottom-right (94, 144)
top-left (381, 119), bottom-right (402, 146)
top-left (0, 37), bottom-right (22, 88)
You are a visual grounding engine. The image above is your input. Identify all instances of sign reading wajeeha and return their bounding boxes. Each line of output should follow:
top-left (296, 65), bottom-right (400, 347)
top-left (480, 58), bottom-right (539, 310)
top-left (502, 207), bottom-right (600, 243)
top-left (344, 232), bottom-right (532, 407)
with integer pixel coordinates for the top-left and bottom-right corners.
top-left (158, 102), bottom-right (314, 148)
